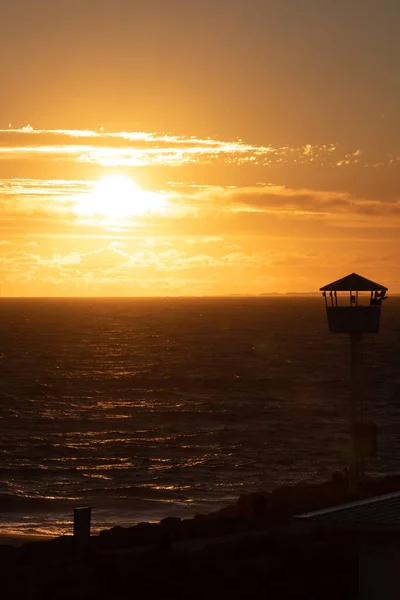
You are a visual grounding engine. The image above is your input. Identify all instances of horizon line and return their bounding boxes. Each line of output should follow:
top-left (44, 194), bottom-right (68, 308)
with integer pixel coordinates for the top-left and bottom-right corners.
top-left (1, 293), bottom-right (400, 300)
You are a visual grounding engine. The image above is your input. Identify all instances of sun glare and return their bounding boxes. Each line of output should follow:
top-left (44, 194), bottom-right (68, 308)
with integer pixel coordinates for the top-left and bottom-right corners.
top-left (74, 175), bottom-right (166, 219)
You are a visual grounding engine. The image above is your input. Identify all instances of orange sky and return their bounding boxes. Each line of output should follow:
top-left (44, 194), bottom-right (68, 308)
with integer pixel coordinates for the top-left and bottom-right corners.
top-left (1, 1), bottom-right (399, 296)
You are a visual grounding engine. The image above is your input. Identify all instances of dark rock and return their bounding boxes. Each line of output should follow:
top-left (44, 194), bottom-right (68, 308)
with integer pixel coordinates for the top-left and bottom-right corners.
top-left (98, 525), bottom-right (154, 550)
top-left (182, 515), bottom-right (248, 540)
top-left (160, 516), bottom-right (181, 527)
top-left (180, 518), bottom-right (216, 538)
top-left (211, 504), bottom-right (241, 519)
top-left (237, 492), bottom-right (270, 517)
top-left (158, 516), bottom-right (188, 541)
top-left (133, 521), bottom-right (163, 540)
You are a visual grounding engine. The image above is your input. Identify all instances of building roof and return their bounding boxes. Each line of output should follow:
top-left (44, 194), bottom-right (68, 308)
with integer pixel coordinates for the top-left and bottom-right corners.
top-left (295, 492), bottom-right (400, 528)
top-left (320, 273), bottom-right (388, 292)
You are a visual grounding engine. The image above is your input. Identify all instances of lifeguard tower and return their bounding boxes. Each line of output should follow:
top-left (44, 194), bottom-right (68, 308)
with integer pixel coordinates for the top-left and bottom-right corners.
top-left (320, 273), bottom-right (388, 490)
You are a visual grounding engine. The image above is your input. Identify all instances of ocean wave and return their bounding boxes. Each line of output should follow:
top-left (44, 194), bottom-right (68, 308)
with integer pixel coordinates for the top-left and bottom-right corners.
top-left (79, 485), bottom-right (189, 500)
top-left (0, 493), bottom-right (79, 512)
top-left (1, 297), bottom-right (400, 534)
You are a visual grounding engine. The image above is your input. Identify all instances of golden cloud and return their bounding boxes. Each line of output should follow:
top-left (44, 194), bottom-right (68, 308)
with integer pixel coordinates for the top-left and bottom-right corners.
top-left (0, 126), bottom-right (351, 168)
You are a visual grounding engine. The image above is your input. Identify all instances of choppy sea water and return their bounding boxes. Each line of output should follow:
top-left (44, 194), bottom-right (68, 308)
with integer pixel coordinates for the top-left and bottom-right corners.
top-left (1, 297), bottom-right (400, 536)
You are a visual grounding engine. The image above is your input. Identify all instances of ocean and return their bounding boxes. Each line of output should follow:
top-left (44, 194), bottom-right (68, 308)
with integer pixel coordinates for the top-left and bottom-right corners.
top-left (1, 296), bottom-right (400, 537)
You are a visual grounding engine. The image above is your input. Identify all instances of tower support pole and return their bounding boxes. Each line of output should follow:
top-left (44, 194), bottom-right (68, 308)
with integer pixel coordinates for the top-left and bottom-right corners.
top-left (349, 332), bottom-right (364, 491)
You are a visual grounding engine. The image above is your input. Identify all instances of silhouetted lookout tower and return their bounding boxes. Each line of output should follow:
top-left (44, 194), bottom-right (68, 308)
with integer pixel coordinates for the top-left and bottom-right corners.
top-left (320, 273), bottom-right (388, 490)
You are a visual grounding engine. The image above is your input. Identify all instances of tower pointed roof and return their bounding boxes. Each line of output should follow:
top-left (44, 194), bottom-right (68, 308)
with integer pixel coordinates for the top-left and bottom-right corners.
top-left (320, 273), bottom-right (387, 292)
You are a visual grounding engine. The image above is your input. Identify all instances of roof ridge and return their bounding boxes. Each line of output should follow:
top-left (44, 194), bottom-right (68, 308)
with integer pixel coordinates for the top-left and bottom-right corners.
top-left (296, 490), bottom-right (400, 520)
top-left (320, 273), bottom-right (387, 292)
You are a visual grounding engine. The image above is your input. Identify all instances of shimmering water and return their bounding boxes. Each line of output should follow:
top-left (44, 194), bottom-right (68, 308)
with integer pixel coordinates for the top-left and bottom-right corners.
top-left (1, 297), bottom-right (400, 536)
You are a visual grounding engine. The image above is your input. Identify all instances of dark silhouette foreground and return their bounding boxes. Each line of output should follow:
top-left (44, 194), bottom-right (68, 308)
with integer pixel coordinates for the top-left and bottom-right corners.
top-left (4, 469), bottom-right (400, 599)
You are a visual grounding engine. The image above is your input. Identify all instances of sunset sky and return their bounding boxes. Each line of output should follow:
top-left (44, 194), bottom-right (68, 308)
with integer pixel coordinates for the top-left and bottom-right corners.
top-left (1, 0), bottom-right (400, 296)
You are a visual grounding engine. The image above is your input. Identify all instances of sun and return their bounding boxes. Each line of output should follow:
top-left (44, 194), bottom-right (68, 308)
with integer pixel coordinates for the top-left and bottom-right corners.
top-left (74, 175), bottom-right (166, 219)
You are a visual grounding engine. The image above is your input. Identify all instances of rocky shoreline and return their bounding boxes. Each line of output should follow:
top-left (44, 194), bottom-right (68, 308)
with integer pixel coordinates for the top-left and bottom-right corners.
top-left (2, 470), bottom-right (400, 599)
